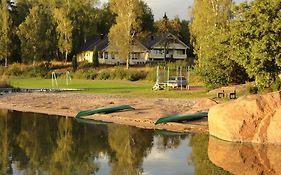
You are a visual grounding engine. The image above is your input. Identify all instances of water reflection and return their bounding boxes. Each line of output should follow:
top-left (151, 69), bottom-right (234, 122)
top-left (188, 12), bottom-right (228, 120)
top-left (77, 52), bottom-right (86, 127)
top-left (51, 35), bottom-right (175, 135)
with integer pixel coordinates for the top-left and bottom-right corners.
top-left (190, 134), bottom-right (231, 175)
top-left (0, 109), bottom-right (231, 175)
top-left (208, 136), bottom-right (281, 175)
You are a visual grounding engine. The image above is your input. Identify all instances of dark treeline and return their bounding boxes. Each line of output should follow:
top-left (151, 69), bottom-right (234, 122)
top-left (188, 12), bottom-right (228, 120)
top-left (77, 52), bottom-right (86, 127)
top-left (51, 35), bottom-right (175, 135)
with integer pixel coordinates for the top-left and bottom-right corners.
top-left (0, 0), bottom-right (192, 66)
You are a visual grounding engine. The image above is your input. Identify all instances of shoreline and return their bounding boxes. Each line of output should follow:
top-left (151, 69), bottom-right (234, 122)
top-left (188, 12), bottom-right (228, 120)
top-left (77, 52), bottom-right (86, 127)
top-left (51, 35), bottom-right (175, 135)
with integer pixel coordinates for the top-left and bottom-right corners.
top-left (0, 92), bottom-right (212, 133)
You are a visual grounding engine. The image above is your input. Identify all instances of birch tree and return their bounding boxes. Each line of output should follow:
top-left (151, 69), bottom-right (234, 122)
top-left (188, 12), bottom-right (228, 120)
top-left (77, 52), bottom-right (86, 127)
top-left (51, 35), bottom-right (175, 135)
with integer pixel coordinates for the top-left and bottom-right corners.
top-left (109, 0), bottom-right (142, 69)
top-left (53, 8), bottom-right (73, 62)
top-left (0, 0), bottom-right (11, 67)
top-left (190, 0), bottom-right (247, 88)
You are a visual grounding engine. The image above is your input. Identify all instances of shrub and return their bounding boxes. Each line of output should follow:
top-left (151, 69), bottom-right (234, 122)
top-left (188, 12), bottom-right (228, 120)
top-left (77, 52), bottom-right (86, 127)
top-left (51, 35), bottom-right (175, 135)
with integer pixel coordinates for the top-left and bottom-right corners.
top-left (0, 77), bottom-right (12, 88)
top-left (25, 62), bottom-right (51, 78)
top-left (84, 69), bottom-right (98, 80)
top-left (271, 78), bottom-right (281, 92)
top-left (246, 83), bottom-right (259, 94)
top-left (97, 71), bottom-right (110, 80)
top-left (6, 63), bottom-right (25, 76)
top-left (111, 67), bottom-right (128, 80)
top-left (126, 71), bottom-right (147, 81)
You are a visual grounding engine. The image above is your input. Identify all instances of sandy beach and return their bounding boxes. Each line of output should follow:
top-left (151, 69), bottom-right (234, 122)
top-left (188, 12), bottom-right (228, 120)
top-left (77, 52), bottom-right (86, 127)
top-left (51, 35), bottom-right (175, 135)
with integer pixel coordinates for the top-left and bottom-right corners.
top-left (0, 92), bottom-right (214, 133)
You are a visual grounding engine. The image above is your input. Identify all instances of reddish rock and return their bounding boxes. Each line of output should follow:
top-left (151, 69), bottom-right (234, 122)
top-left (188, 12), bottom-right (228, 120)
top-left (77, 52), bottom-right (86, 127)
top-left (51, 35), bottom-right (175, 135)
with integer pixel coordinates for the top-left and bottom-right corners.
top-left (208, 137), bottom-right (281, 175)
top-left (208, 91), bottom-right (281, 143)
top-left (192, 98), bottom-right (218, 110)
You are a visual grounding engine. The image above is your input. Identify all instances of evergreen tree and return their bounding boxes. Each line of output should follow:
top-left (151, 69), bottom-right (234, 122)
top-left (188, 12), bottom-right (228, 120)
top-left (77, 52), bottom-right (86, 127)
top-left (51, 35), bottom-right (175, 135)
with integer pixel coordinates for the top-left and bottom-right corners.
top-left (108, 0), bottom-right (143, 69)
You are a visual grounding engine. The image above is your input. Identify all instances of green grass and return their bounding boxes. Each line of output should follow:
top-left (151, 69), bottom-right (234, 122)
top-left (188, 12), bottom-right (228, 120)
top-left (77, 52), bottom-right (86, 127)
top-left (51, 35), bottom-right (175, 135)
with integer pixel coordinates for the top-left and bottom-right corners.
top-left (10, 78), bottom-right (210, 99)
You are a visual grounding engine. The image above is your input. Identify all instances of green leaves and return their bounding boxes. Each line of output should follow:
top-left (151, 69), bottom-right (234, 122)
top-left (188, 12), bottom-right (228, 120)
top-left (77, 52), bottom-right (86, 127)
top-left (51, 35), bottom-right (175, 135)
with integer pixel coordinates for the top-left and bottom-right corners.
top-left (0, 0), bottom-right (11, 67)
top-left (108, 0), bottom-right (143, 68)
top-left (191, 0), bottom-right (247, 89)
top-left (230, 0), bottom-right (281, 89)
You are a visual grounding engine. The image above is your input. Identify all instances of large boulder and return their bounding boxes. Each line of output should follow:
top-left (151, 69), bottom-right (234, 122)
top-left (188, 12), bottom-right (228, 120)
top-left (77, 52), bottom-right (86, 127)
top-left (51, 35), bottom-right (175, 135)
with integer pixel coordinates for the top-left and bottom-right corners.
top-left (208, 136), bottom-right (281, 175)
top-left (208, 91), bottom-right (281, 143)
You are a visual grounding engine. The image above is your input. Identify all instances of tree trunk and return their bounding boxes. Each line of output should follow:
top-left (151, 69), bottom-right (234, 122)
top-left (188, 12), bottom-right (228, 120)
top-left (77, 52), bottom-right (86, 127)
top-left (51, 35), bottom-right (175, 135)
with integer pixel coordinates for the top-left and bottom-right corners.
top-left (65, 51), bottom-right (68, 62)
top-left (126, 58), bottom-right (130, 69)
top-left (4, 57), bottom-right (7, 67)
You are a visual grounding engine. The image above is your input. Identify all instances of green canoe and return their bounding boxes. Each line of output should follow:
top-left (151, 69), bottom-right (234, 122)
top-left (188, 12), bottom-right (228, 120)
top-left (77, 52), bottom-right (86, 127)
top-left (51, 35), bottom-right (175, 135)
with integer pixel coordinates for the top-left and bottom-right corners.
top-left (155, 112), bottom-right (208, 125)
top-left (75, 105), bottom-right (135, 118)
top-left (75, 118), bottom-right (111, 125)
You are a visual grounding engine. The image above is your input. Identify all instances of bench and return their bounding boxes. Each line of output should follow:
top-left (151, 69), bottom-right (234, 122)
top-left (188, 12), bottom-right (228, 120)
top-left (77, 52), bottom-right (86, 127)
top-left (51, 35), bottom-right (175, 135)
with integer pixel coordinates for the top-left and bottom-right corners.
top-left (217, 89), bottom-right (236, 99)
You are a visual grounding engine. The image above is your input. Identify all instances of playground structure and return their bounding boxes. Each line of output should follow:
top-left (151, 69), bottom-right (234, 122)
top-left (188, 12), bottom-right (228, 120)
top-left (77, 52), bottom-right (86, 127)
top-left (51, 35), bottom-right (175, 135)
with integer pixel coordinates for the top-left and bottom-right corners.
top-left (152, 66), bottom-right (190, 91)
top-left (52, 71), bottom-right (72, 88)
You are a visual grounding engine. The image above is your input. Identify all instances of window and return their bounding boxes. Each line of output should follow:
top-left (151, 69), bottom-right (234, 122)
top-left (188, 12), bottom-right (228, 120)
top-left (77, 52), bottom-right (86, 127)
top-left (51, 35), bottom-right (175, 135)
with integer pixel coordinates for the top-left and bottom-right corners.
top-left (104, 52), bottom-right (108, 59)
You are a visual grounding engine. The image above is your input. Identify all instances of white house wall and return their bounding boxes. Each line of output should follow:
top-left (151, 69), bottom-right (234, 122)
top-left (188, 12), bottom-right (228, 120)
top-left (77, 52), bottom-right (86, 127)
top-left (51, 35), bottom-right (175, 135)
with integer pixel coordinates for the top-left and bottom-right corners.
top-left (77, 51), bottom-right (94, 63)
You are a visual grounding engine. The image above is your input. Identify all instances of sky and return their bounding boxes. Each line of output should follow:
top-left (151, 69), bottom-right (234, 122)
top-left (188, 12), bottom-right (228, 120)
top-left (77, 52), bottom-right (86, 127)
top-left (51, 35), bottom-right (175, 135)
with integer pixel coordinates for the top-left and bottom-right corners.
top-left (99, 0), bottom-right (249, 21)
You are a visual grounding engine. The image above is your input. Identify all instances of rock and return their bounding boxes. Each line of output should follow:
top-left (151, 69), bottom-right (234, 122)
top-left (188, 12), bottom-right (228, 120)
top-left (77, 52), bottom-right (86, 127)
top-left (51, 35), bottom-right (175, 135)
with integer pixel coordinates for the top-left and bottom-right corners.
top-left (192, 98), bottom-right (218, 110)
top-left (208, 136), bottom-right (281, 175)
top-left (208, 91), bottom-right (281, 143)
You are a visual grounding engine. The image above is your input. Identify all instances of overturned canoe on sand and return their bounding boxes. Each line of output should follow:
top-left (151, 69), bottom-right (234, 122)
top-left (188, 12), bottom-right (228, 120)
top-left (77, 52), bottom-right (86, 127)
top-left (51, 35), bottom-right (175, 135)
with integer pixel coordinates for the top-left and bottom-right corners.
top-left (75, 105), bottom-right (135, 118)
top-left (155, 112), bottom-right (208, 125)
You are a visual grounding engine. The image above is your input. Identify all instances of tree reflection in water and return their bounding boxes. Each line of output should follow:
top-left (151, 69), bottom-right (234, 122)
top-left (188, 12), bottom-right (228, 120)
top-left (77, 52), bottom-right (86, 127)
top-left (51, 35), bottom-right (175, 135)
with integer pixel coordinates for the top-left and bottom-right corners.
top-left (107, 124), bottom-right (153, 175)
top-left (189, 134), bottom-right (231, 175)
top-left (0, 109), bottom-right (234, 175)
top-left (0, 110), bottom-right (106, 175)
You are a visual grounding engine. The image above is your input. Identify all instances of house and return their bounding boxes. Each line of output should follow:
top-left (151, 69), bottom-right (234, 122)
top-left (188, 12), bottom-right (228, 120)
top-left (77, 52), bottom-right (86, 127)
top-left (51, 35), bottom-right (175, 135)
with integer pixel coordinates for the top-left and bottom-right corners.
top-left (143, 33), bottom-right (189, 62)
top-left (77, 35), bottom-right (149, 65)
top-left (77, 33), bottom-right (189, 65)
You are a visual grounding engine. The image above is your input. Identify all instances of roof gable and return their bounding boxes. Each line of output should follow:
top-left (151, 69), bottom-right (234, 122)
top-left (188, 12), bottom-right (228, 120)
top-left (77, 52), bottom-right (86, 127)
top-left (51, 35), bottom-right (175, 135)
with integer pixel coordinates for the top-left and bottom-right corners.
top-left (77, 35), bottom-right (108, 53)
top-left (142, 33), bottom-right (189, 49)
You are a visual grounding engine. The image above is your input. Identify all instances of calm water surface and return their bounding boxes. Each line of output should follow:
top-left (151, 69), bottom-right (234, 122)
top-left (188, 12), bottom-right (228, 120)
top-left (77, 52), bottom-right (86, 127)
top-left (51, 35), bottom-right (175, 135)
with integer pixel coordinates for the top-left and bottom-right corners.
top-left (0, 109), bottom-right (230, 175)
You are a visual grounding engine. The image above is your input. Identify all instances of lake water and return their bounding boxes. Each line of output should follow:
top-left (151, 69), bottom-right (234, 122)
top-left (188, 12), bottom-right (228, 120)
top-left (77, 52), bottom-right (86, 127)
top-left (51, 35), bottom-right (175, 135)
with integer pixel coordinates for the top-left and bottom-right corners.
top-left (0, 109), bottom-right (231, 175)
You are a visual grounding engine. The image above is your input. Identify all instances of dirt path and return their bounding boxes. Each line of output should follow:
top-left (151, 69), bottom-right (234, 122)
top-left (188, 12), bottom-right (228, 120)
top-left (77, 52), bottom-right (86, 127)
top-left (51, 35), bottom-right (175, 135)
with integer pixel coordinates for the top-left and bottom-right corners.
top-left (0, 93), bottom-right (213, 133)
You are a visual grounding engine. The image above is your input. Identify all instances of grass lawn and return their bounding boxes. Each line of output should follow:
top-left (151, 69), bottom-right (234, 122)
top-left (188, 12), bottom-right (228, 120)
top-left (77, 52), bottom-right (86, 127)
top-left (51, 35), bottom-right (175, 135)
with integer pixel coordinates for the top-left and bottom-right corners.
top-left (10, 78), bottom-right (211, 99)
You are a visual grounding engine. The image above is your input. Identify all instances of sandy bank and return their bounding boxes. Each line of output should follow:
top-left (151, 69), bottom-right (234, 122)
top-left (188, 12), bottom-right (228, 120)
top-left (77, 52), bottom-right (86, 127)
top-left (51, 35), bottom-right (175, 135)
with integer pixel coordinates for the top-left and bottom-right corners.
top-left (0, 93), bottom-right (210, 133)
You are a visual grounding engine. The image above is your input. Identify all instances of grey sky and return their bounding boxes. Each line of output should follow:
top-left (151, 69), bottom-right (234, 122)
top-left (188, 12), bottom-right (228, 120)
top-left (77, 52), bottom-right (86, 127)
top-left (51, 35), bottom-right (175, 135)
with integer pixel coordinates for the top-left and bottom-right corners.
top-left (99, 0), bottom-right (248, 20)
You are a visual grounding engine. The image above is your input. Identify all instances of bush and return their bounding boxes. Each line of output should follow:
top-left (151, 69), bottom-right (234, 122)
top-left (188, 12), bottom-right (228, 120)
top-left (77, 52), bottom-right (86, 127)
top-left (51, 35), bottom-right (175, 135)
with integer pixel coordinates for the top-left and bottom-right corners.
top-left (0, 77), bottom-right (12, 88)
top-left (246, 83), bottom-right (259, 94)
top-left (72, 69), bottom-right (97, 80)
top-left (97, 71), bottom-right (110, 80)
top-left (6, 63), bottom-right (25, 76)
top-left (271, 78), bottom-right (281, 92)
top-left (84, 69), bottom-right (98, 80)
top-left (126, 71), bottom-right (147, 81)
top-left (111, 67), bottom-right (128, 80)
top-left (25, 62), bottom-right (51, 78)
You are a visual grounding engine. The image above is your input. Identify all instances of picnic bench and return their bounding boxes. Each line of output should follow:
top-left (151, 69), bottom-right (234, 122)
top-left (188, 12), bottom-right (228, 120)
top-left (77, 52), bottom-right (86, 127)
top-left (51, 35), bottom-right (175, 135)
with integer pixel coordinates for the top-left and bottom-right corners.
top-left (217, 89), bottom-right (236, 99)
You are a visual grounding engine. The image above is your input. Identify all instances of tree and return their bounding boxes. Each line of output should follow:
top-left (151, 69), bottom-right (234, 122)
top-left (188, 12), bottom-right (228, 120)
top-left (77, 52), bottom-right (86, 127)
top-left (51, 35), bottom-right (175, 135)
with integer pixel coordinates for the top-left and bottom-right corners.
top-left (96, 3), bottom-right (116, 35)
top-left (52, 8), bottom-right (73, 62)
top-left (230, 0), bottom-right (281, 89)
top-left (17, 5), bottom-right (55, 64)
top-left (0, 0), bottom-right (11, 67)
top-left (190, 0), bottom-right (248, 88)
top-left (63, 0), bottom-right (98, 54)
top-left (138, 0), bottom-right (155, 37)
top-left (108, 0), bottom-right (143, 69)
top-left (92, 48), bottom-right (99, 67)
